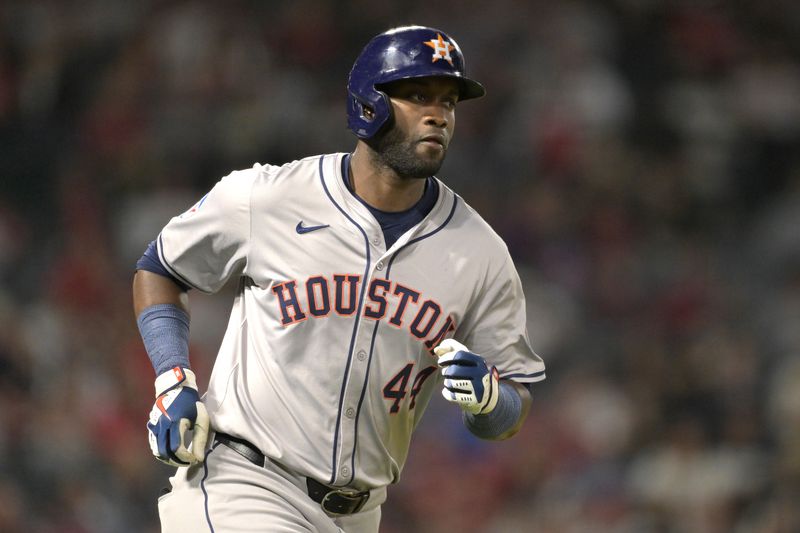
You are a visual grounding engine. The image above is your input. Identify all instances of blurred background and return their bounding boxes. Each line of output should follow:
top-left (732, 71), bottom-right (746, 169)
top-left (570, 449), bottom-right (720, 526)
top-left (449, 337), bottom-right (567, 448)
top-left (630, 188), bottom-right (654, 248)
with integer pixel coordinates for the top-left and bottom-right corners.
top-left (1, 0), bottom-right (800, 531)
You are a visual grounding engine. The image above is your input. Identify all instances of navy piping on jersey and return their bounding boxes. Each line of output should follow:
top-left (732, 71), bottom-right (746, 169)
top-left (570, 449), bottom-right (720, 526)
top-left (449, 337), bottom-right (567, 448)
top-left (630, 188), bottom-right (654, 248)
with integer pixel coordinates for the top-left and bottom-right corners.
top-left (501, 370), bottom-right (546, 381)
top-left (348, 318), bottom-right (382, 485)
top-left (384, 195), bottom-right (459, 274)
top-left (318, 154), bottom-right (373, 485)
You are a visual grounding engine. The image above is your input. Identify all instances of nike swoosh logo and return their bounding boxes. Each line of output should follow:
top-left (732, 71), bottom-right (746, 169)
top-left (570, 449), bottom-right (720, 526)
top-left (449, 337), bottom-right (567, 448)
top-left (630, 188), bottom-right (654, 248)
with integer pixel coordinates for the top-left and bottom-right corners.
top-left (296, 221), bottom-right (330, 234)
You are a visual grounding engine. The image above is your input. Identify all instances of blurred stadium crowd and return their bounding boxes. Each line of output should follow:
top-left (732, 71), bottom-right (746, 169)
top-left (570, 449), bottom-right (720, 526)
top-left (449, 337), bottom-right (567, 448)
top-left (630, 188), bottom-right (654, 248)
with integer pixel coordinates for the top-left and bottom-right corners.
top-left (1, 1), bottom-right (800, 531)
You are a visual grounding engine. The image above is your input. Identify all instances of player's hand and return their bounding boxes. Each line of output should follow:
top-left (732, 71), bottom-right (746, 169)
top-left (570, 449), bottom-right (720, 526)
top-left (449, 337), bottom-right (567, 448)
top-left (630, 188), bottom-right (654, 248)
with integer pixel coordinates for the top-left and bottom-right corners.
top-left (434, 339), bottom-right (500, 415)
top-left (147, 367), bottom-right (209, 467)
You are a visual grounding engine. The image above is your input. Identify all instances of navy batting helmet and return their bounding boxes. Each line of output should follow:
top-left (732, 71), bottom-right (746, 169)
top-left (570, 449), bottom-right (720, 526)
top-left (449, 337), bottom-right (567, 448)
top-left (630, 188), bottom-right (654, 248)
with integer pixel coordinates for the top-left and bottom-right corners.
top-left (347, 25), bottom-right (486, 139)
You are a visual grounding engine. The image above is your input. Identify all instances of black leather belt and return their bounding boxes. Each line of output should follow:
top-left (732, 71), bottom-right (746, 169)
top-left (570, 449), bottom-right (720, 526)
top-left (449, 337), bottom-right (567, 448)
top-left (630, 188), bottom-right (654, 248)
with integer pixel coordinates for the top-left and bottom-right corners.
top-left (214, 432), bottom-right (369, 516)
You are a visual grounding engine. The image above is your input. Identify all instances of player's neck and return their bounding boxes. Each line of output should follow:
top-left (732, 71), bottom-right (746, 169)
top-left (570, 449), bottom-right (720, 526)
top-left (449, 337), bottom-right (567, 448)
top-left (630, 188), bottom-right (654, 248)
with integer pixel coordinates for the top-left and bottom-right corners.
top-left (348, 145), bottom-right (427, 212)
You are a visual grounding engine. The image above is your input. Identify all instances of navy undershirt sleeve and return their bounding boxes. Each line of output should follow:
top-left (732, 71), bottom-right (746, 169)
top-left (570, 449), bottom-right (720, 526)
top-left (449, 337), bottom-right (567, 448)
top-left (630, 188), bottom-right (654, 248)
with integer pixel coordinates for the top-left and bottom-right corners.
top-left (136, 240), bottom-right (191, 291)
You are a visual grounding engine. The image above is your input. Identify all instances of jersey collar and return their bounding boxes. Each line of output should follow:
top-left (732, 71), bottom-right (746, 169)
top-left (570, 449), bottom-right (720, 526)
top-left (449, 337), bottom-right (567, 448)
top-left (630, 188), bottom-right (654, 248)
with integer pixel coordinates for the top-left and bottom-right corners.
top-left (319, 153), bottom-right (457, 251)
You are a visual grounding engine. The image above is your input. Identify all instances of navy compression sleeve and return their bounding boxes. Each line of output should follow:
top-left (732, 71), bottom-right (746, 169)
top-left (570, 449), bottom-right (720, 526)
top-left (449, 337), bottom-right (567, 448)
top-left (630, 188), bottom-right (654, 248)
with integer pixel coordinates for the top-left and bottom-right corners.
top-left (463, 382), bottom-right (528, 439)
top-left (136, 304), bottom-right (191, 375)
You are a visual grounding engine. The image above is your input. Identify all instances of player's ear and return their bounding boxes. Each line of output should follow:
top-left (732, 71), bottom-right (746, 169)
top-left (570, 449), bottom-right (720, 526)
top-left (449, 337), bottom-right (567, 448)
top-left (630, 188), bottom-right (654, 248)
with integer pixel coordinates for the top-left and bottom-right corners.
top-left (363, 106), bottom-right (375, 120)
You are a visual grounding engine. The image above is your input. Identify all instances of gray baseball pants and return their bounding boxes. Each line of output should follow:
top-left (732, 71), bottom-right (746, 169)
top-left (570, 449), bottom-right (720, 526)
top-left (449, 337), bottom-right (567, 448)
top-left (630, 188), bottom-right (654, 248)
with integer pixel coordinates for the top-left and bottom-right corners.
top-left (158, 438), bottom-right (384, 532)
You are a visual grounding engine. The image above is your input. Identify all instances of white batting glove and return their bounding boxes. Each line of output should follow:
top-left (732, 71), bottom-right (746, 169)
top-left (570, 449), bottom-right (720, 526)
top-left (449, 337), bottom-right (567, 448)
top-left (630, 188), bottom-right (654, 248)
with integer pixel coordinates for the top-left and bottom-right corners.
top-left (434, 339), bottom-right (500, 415)
top-left (147, 367), bottom-right (209, 467)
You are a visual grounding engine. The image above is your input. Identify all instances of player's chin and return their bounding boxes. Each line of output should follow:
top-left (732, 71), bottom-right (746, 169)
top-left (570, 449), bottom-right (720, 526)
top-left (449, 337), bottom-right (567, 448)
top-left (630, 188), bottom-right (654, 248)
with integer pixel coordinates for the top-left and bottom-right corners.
top-left (411, 153), bottom-right (445, 179)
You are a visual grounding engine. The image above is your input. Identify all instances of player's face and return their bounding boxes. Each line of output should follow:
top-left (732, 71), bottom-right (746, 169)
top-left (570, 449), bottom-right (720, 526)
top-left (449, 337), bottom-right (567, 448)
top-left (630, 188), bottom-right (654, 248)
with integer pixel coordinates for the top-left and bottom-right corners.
top-left (373, 77), bottom-right (459, 180)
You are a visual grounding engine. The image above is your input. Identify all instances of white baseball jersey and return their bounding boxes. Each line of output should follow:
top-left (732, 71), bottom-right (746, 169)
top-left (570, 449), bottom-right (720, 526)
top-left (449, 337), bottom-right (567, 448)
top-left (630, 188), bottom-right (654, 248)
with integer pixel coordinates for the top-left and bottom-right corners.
top-left (156, 152), bottom-right (545, 490)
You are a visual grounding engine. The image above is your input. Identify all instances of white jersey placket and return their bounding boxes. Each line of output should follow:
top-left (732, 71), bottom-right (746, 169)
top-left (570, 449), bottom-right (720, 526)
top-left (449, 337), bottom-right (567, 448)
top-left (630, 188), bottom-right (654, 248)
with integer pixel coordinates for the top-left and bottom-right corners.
top-left (332, 228), bottom-right (387, 486)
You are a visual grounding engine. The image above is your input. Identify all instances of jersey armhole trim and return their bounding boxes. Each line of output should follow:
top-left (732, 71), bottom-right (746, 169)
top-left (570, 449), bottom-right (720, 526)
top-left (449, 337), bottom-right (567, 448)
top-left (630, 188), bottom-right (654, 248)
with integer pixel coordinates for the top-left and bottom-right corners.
top-left (500, 370), bottom-right (546, 382)
top-left (156, 234), bottom-right (207, 293)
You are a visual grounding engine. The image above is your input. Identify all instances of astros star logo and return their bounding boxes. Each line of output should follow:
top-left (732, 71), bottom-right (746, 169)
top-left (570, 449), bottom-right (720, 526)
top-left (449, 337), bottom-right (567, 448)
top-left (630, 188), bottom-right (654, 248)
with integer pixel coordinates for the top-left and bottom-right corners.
top-left (424, 34), bottom-right (455, 65)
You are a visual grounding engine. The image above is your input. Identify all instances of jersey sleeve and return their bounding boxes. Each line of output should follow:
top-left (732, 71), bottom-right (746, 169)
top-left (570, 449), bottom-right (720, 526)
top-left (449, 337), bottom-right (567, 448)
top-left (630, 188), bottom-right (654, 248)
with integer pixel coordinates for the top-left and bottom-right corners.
top-left (156, 168), bottom-right (256, 293)
top-left (458, 250), bottom-right (546, 384)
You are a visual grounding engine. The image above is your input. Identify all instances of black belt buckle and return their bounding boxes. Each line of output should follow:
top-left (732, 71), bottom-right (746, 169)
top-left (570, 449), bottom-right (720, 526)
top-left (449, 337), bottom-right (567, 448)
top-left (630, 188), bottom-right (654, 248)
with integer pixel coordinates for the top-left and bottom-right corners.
top-left (307, 478), bottom-right (369, 516)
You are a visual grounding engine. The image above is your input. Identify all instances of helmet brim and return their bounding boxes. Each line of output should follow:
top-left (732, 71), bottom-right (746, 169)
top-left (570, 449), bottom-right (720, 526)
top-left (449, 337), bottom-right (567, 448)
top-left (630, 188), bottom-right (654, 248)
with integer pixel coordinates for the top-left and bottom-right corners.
top-left (376, 74), bottom-right (486, 102)
top-left (459, 77), bottom-right (486, 101)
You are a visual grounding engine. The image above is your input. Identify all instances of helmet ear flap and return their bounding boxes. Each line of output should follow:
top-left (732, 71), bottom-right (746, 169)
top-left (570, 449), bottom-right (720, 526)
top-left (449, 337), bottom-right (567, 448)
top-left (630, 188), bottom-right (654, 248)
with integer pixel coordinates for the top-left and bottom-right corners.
top-left (348, 86), bottom-right (393, 139)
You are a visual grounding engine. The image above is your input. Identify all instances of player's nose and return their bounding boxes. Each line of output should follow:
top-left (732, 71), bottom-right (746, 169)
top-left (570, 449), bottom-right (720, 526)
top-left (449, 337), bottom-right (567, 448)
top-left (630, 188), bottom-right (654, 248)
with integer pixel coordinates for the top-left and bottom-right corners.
top-left (423, 108), bottom-right (449, 129)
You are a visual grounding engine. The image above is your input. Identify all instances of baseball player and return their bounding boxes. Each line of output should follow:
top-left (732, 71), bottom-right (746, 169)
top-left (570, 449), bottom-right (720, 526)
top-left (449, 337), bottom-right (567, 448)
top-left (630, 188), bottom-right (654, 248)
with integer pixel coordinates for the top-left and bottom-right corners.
top-left (133, 25), bottom-right (545, 532)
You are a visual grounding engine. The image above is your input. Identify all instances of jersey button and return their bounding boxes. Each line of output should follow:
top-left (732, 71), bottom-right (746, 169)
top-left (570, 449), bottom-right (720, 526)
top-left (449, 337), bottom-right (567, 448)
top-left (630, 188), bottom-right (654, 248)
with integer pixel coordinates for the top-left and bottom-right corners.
top-left (341, 466), bottom-right (350, 476)
top-left (345, 407), bottom-right (355, 418)
top-left (357, 350), bottom-right (367, 361)
top-left (376, 261), bottom-right (384, 271)
top-left (371, 235), bottom-right (380, 245)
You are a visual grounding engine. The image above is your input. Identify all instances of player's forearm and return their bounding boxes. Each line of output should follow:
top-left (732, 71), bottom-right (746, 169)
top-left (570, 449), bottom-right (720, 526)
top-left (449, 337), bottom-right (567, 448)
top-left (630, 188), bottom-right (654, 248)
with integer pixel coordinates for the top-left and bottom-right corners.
top-left (133, 270), bottom-right (193, 375)
top-left (463, 381), bottom-right (532, 441)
